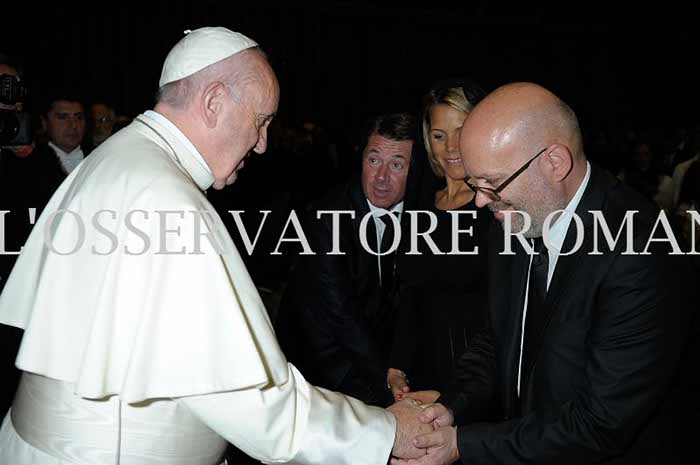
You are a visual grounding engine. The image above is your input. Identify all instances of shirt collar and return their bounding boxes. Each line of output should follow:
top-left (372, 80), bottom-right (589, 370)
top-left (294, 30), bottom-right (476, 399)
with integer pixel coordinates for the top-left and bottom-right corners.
top-left (48, 141), bottom-right (83, 159)
top-left (144, 110), bottom-right (212, 176)
top-left (546, 161), bottom-right (591, 252)
top-left (48, 141), bottom-right (84, 174)
top-left (367, 199), bottom-right (404, 217)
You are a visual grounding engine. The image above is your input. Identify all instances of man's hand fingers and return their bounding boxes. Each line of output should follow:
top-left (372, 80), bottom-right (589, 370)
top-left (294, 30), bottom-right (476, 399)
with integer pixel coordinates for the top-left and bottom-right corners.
top-left (417, 404), bottom-right (440, 423)
top-left (418, 403), bottom-right (453, 427)
top-left (412, 430), bottom-right (445, 449)
top-left (405, 390), bottom-right (440, 406)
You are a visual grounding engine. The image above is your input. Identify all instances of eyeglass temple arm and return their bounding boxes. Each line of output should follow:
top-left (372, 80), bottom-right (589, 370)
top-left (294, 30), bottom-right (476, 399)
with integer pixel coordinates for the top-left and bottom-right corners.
top-left (494, 147), bottom-right (547, 194)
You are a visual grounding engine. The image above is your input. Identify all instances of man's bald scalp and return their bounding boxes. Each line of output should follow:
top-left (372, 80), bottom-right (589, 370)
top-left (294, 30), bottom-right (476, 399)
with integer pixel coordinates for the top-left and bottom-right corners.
top-left (478, 82), bottom-right (583, 162)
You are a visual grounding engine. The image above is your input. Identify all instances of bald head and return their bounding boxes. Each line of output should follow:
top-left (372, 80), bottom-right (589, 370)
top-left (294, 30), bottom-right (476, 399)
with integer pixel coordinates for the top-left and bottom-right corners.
top-left (460, 82), bottom-right (588, 237)
top-left (461, 82), bottom-right (583, 174)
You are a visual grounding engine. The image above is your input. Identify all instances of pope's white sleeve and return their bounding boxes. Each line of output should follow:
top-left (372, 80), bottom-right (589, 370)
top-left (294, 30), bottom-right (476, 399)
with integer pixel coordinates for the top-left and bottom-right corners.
top-left (177, 363), bottom-right (396, 465)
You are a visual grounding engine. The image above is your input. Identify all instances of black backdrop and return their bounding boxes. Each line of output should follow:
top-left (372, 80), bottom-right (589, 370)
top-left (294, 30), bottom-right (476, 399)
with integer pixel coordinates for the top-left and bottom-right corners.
top-left (2, 4), bottom-right (697, 134)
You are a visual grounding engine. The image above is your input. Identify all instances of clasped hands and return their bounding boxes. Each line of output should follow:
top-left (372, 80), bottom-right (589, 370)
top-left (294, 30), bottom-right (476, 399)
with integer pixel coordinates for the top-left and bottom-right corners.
top-left (387, 398), bottom-right (460, 465)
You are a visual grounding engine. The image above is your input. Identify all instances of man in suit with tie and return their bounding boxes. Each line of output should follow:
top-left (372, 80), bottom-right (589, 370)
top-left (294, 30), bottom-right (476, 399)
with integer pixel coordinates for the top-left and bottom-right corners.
top-left (276, 112), bottom-right (418, 406)
top-left (393, 82), bottom-right (698, 465)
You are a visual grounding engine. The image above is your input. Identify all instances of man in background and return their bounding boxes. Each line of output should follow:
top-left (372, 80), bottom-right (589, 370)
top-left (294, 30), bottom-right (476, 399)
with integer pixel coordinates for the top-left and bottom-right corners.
top-left (277, 112), bottom-right (418, 406)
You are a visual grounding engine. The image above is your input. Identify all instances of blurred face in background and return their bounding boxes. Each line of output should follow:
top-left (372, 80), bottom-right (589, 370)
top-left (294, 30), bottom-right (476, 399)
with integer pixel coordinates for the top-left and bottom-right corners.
top-left (428, 103), bottom-right (468, 180)
top-left (90, 103), bottom-right (115, 145)
top-left (361, 133), bottom-right (413, 209)
top-left (45, 100), bottom-right (85, 152)
top-left (632, 142), bottom-right (653, 172)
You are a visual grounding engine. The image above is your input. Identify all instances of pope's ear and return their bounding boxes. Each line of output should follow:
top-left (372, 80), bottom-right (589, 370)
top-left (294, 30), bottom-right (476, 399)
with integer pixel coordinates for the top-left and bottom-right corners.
top-left (201, 81), bottom-right (228, 128)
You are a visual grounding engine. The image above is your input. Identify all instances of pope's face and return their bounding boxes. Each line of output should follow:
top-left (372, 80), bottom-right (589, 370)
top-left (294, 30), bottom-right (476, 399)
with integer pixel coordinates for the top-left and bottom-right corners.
top-left (212, 73), bottom-right (279, 190)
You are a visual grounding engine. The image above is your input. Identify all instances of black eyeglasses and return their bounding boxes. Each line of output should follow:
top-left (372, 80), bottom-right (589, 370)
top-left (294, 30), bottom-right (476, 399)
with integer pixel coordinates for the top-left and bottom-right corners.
top-left (464, 147), bottom-right (547, 202)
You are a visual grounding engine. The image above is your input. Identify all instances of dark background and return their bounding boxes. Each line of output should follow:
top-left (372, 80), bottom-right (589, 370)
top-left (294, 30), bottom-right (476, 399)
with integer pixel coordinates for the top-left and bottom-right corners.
top-left (2, 4), bottom-right (697, 285)
top-left (2, 4), bottom-right (697, 134)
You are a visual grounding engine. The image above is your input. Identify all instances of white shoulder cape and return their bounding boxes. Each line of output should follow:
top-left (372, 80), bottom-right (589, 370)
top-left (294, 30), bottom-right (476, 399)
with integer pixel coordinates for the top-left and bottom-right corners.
top-left (0, 115), bottom-right (288, 403)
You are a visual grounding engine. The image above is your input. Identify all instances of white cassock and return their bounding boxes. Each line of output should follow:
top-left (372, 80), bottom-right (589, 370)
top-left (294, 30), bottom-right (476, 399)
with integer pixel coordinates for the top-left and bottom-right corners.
top-left (0, 112), bottom-right (396, 465)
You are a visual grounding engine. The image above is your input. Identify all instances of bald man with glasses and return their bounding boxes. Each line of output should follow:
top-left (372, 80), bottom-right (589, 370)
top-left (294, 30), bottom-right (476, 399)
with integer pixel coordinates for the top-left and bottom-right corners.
top-left (395, 82), bottom-right (698, 465)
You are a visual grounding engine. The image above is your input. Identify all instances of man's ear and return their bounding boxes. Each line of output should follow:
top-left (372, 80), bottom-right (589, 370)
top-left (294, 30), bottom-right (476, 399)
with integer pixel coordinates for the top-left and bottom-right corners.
top-left (201, 81), bottom-right (228, 129)
top-left (543, 144), bottom-right (573, 183)
top-left (40, 114), bottom-right (47, 133)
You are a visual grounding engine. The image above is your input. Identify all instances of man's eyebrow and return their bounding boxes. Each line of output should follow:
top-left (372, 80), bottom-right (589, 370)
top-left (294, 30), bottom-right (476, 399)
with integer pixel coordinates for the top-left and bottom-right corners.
top-left (390, 154), bottom-right (408, 160)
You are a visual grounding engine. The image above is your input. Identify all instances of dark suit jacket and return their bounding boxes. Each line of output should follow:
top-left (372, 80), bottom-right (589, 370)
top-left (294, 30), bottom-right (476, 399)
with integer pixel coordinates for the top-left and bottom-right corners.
top-left (0, 143), bottom-right (88, 415)
top-left (442, 164), bottom-right (698, 464)
top-left (275, 182), bottom-right (411, 405)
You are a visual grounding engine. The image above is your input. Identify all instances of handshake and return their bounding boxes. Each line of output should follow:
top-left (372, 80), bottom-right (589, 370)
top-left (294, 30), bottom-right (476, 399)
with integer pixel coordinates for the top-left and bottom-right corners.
top-left (387, 398), bottom-right (460, 465)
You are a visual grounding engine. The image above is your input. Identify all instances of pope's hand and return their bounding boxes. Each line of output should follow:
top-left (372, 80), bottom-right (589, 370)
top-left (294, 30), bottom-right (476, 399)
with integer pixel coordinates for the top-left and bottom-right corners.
top-left (388, 398), bottom-right (435, 459)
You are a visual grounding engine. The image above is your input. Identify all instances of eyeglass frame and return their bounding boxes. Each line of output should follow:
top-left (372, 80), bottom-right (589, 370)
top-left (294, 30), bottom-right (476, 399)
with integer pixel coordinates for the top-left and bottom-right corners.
top-left (94, 115), bottom-right (114, 125)
top-left (464, 147), bottom-right (547, 202)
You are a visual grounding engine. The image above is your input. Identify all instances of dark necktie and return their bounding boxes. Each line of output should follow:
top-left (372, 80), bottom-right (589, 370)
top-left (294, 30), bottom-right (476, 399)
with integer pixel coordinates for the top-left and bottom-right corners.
top-left (378, 212), bottom-right (398, 291)
top-left (521, 237), bottom-right (549, 391)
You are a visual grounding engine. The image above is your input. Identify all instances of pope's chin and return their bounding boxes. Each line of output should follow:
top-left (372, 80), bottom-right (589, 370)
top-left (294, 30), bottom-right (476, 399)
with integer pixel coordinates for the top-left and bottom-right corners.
top-left (211, 173), bottom-right (237, 190)
top-left (211, 178), bottom-right (227, 190)
top-left (227, 170), bottom-right (240, 185)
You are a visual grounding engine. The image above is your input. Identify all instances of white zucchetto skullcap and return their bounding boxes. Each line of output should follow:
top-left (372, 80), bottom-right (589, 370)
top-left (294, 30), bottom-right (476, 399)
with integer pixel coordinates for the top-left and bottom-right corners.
top-left (159, 27), bottom-right (258, 87)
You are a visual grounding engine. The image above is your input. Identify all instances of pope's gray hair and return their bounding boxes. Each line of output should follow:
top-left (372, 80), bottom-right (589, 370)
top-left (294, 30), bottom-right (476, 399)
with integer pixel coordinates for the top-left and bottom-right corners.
top-left (155, 47), bottom-right (268, 110)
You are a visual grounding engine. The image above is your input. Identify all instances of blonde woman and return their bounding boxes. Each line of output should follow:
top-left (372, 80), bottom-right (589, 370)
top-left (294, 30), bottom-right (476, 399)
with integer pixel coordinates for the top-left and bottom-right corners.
top-left (388, 79), bottom-right (492, 412)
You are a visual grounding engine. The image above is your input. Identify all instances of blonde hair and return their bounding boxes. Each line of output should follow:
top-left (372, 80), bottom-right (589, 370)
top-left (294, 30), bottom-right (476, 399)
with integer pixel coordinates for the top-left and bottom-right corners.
top-left (422, 86), bottom-right (479, 178)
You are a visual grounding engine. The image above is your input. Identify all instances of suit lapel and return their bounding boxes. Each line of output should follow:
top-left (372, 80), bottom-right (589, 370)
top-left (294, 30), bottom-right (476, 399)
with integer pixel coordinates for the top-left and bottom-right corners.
top-left (520, 165), bottom-right (611, 389)
top-left (348, 184), bottom-right (379, 283)
top-left (498, 236), bottom-right (530, 416)
top-left (545, 165), bottom-right (610, 308)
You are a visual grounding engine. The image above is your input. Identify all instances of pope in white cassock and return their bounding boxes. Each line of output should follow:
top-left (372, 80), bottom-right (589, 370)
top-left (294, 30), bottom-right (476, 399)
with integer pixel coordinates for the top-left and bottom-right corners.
top-left (0, 27), bottom-right (432, 465)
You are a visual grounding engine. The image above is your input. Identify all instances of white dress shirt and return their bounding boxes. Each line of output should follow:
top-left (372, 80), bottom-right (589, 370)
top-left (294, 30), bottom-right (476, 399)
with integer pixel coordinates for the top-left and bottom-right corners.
top-left (517, 162), bottom-right (591, 394)
top-left (48, 141), bottom-right (84, 174)
top-left (367, 199), bottom-right (404, 285)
